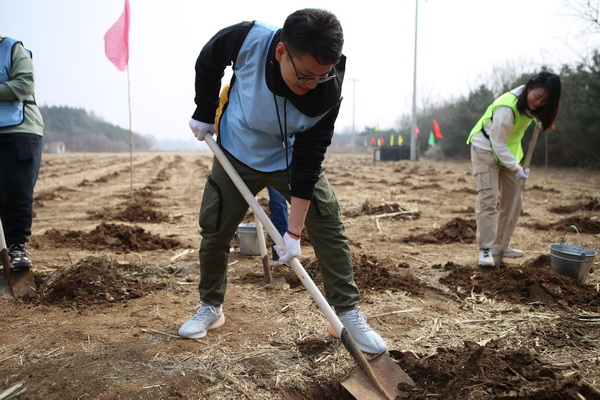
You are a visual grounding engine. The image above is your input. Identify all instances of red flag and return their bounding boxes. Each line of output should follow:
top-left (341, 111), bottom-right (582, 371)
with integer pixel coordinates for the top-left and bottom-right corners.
top-left (104, 0), bottom-right (130, 71)
top-left (433, 119), bottom-right (443, 139)
top-left (415, 126), bottom-right (420, 139)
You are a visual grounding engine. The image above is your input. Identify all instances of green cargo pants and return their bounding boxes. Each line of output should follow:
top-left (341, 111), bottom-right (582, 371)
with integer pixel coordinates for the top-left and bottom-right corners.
top-left (198, 153), bottom-right (360, 309)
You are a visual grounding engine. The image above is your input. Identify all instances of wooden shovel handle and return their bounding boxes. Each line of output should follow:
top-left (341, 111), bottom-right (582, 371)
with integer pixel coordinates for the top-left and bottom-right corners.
top-left (254, 212), bottom-right (272, 284)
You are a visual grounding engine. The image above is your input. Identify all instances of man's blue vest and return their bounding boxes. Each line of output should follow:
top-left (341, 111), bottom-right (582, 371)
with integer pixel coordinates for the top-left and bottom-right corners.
top-left (0, 37), bottom-right (32, 128)
top-left (219, 22), bottom-right (329, 172)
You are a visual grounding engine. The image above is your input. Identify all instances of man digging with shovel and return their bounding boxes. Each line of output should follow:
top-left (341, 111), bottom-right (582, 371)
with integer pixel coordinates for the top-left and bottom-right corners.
top-left (179, 9), bottom-right (387, 355)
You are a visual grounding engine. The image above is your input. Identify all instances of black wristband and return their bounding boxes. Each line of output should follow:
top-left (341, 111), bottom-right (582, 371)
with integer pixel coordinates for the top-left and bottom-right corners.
top-left (286, 229), bottom-right (301, 240)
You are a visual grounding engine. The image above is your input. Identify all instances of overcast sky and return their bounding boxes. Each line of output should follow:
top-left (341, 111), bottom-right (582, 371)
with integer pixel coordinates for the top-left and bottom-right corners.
top-left (1, 0), bottom-right (596, 148)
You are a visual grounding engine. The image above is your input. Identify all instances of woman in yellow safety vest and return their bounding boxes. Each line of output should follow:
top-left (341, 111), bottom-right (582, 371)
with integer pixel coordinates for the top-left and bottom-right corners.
top-left (467, 72), bottom-right (561, 267)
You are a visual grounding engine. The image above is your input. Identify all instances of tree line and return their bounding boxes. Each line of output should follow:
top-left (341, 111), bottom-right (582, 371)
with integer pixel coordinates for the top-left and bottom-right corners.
top-left (344, 50), bottom-right (600, 168)
top-left (39, 105), bottom-right (154, 152)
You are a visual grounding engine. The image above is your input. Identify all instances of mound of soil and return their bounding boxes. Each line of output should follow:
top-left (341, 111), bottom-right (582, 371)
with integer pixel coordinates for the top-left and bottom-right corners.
top-left (451, 187), bottom-right (477, 195)
top-left (115, 202), bottom-right (170, 222)
top-left (345, 201), bottom-right (406, 217)
top-left (132, 185), bottom-right (163, 201)
top-left (87, 201), bottom-right (169, 223)
top-left (345, 201), bottom-right (422, 220)
top-left (527, 185), bottom-right (561, 193)
top-left (243, 253), bottom-right (423, 295)
top-left (392, 341), bottom-right (600, 400)
top-left (529, 216), bottom-right (600, 234)
top-left (549, 196), bottom-right (600, 214)
top-left (404, 217), bottom-right (476, 244)
top-left (411, 183), bottom-right (441, 190)
top-left (34, 186), bottom-right (72, 203)
top-left (351, 253), bottom-right (423, 294)
top-left (31, 222), bottom-right (183, 251)
top-left (440, 256), bottom-right (600, 311)
top-left (78, 171), bottom-right (121, 186)
top-left (87, 186), bottom-right (169, 222)
top-left (39, 257), bottom-right (165, 306)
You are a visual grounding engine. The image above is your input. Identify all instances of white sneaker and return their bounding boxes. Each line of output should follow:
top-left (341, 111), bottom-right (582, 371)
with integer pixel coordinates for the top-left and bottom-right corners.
top-left (478, 248), bottom-right (495, 267)
top-left (178, 303), bottom-right (225, 339)
top-left (493, 244), bottom-right (524, 258)
top-left (327, 307), bottom-right (387, 354)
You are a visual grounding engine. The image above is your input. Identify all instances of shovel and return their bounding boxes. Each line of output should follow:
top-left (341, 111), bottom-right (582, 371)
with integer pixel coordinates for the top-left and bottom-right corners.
top-left (0, 218), bottom-right (37, 298)
top-left (494, 123), bottom-right (541, 269)
top-left (253, 202), bottom-right (272, 285)
top-left (204, 135), bottom-right (414, 400)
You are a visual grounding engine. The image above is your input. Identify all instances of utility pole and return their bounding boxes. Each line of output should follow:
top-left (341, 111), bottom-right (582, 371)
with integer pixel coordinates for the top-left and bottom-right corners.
top-left (350, 78), bottom-right (359, 153)
top-left (410, 0), bottom-right (419, 161)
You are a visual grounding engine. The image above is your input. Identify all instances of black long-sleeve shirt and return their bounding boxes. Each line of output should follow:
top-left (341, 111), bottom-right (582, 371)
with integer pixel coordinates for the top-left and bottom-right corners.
top-left (191, 21), bottom-right (345, 200)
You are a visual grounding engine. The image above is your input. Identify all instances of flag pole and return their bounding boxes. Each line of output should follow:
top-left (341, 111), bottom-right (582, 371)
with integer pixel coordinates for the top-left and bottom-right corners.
top-left (410, 0), bottom-right (419, 161)
top-left (127, 64), bottom-right (133, 204)
top-left (103, 0), bottom-right (131, 200)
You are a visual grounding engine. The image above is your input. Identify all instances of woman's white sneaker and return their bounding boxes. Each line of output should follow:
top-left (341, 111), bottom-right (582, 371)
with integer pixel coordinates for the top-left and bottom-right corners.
top-left (493, 244), bottom-right (524, 258)
top-left (478, 248), bottom-right (495, 267)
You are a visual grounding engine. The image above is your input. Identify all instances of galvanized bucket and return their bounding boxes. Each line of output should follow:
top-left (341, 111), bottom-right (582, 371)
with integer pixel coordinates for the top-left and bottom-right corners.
top-left (549, 243), bottom-right (597, 285)
top-left (236, 223), bottom-right (265, 256)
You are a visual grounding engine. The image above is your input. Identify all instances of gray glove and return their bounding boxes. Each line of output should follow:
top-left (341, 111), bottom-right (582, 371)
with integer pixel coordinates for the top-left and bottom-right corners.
top-left (515, 167), bottom-right (530, 181)
top-left (274, 232), bottom-right (302, 264)
top-left (189, 118), bottom-right (215, 141)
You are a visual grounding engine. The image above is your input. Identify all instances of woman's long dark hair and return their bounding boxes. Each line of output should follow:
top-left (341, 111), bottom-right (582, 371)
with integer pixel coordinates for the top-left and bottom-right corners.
top-left (516, 71), bottom-right (561, 131)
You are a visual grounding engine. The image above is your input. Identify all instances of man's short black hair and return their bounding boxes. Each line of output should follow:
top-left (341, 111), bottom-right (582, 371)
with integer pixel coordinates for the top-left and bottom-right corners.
top-left (281, 8), bottom-right (344, 65)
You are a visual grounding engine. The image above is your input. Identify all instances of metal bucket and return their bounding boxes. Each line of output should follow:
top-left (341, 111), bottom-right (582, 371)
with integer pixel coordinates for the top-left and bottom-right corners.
top-left (549, 243), bottom-right (597, 285)
top-left (236, 223), bottom-right (266, 256)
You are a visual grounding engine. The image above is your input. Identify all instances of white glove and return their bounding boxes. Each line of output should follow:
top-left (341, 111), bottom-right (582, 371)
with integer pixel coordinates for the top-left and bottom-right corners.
top-left (515, 167), bottom-right (530, 181)
top-left (189, 118), bottom-right (215, 141)
top-left (274, 231), bottom-right (302, 264)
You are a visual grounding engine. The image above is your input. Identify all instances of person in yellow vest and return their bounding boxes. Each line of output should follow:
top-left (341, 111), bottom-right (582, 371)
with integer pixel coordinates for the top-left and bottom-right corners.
top-left (467, 72), bottom-right (561, 267)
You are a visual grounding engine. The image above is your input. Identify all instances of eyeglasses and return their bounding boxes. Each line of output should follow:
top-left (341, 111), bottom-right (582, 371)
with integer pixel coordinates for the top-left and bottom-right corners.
top-left (284, 43), bottom-right (336, 85)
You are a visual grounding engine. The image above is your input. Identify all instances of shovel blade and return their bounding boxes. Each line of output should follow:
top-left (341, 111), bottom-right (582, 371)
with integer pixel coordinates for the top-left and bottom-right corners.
top-left (341, 352), bottom-right (415, 400)
top-left (1, 250), bottom-right (37, 298)
top-left (7, 268), bottom-right (37, 297)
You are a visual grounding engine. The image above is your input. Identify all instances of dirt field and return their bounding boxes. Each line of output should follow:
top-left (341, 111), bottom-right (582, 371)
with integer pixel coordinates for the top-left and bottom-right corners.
top-left (1, 150), bottom-right (599, 400)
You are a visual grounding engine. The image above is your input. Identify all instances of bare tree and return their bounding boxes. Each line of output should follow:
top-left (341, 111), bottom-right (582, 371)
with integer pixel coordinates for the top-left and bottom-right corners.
top-left (559, 1), bottom-right (600, 67)
top-left (470, 60), bottom-right (532, 97)
top-left (565, 0), bottom-right (599, 31)
top-left (581, 0), bottom-right (598, 29)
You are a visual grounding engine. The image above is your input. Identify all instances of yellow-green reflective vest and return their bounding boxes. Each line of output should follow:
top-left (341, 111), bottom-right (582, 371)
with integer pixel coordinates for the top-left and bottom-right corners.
top-left (467, 91), bottom-right (534, 164)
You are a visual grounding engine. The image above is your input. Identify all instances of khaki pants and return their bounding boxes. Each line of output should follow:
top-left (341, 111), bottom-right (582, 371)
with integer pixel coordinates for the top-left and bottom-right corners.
top-left (197, 153), bottom-right (360, 308)
top-left (470, 145), bottom-right (521, 250)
